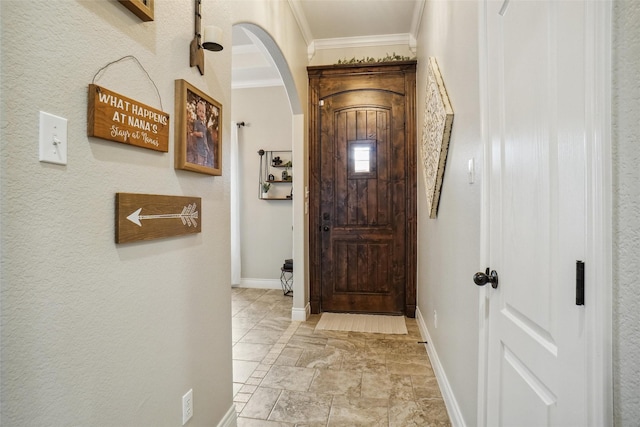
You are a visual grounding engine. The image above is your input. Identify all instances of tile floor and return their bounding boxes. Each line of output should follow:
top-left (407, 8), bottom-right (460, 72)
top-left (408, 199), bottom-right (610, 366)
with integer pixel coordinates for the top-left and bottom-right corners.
top-left (232, 288), bottom-right (451, 426)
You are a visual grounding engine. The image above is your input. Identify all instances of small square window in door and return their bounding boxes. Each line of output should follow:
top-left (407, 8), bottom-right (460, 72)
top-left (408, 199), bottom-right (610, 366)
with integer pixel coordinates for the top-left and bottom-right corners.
top-left (348, 140), bottom-right (377, 180)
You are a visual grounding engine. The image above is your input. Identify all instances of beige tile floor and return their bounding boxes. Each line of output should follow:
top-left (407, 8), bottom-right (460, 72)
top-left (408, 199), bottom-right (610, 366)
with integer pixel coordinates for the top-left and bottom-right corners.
top-left (232, 288), bottom-right (451, 427)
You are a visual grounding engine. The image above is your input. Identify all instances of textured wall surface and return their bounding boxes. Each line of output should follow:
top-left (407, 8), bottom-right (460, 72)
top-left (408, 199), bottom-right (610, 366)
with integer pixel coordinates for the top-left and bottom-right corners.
top-left (232, 86), bottom-right (293, 281)
top-left (0, 1), bottom-right (235, 425)
top-left (415, 2), bottom-right (482, 425)
top-left (612, 2), bottom-right (640, 424)
top-left (1, 0), bottom-right (310, 424)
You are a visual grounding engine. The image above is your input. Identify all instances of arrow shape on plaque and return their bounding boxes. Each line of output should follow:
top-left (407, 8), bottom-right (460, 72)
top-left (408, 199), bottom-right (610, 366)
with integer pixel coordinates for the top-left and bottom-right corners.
top-left (126, 203), bottom-right (199, 227)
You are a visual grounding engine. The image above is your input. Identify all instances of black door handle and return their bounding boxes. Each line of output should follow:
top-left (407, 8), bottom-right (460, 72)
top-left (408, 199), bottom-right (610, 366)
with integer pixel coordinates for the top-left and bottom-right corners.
top-left (323, 226), bottom-right (330, 231)
top-left (473, 268), bottom-right (499, 289)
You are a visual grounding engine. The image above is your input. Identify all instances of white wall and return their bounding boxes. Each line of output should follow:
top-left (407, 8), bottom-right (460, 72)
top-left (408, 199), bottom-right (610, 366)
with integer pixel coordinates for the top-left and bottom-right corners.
top-left (1, 1), bottom-right (312, 423)
top-left (232, 86), bottom-right (293, 283)
top-left (0, 1), bottom-right (235, 425)
top-left (415, 2), bottom-right (482, 425)
top-left (612, 1), bottom-right (640, 424)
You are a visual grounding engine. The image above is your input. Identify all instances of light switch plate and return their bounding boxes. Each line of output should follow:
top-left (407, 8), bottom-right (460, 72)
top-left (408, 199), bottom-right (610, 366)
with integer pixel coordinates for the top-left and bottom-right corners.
top-left (39, 111), bottom-right (67, 165)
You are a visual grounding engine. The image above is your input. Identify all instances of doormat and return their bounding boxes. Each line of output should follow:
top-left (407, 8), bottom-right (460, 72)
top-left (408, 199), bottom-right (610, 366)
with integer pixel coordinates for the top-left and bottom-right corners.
top-left (315, 313), bottom-right (408, 335)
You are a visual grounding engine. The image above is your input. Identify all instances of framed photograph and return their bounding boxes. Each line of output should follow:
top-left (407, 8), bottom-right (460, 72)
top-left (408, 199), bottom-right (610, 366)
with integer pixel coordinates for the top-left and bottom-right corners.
top-left (174, 79), bottom-right (222, 176)
top-left (118, 0), bottom-right (154, 22)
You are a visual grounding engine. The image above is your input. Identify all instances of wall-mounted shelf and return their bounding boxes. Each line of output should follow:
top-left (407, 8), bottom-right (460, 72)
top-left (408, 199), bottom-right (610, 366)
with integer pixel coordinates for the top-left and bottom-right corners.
top-left (258, 149), bottom-right (293, 200)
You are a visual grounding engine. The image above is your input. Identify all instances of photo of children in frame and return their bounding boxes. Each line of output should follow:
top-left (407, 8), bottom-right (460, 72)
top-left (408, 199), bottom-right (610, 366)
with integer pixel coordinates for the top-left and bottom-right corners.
top-left (186, 89), bottom-right (219, 170)
top-left (175, 79), bottom-right (222, 176)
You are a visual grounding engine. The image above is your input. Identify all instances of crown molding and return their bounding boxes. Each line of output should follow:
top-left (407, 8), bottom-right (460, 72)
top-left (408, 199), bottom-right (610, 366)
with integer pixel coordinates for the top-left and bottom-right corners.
top-left (232, 78), bottom-right (284, 90)
top-left (289, 0), bottom-right (425, 59)
top-left (287, 0), bottom-right (313, 46)
top-left (411, 0), bottom-right (426, 42)
top-left (308, 40), bottom-right (316, 61)
top-left (409, 34), bottom-right (417, 54)
top-left (314, 33), bottom-right (412, 50)
top-left (307, 33), bottom-right (413, 61)
top-left (232, 44), bottom-right (260, 55)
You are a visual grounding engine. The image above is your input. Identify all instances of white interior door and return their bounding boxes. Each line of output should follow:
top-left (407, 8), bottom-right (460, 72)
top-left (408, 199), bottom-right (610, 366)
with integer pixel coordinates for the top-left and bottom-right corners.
top-left (482, 1), bottom-right (590, 425)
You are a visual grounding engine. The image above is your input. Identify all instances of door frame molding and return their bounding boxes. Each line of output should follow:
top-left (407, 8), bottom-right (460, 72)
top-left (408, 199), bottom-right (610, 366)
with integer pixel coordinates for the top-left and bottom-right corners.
top-left (476, 2), bottom-right (613, 425)
top-left (307, 61), bottom-right (418, 317)
top-left (583, 1), bottom-right (613, 424)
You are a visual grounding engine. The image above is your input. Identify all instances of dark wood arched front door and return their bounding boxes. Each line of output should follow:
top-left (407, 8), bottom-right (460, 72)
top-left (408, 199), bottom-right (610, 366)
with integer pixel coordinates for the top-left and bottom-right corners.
top-left (308, 62), bottom-right (417, 317)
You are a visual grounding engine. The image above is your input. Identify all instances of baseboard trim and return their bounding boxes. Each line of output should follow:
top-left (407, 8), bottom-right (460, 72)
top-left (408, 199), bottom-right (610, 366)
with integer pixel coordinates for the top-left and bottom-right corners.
top-left (239, 278), bottom-right (281, 290)
top-left (216, 403), bottom-right (237, 427)
top-left (416, 307), bottom-right (466, 427)
top-left (291, 302), bottom-right (310, 321)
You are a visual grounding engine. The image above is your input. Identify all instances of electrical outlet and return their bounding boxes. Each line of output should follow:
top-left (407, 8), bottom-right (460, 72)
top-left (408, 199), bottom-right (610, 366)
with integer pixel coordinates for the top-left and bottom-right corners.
top-left (434, 310), bottom-right (438, 329)
top-left (182, 389), bottom-right (193, 425)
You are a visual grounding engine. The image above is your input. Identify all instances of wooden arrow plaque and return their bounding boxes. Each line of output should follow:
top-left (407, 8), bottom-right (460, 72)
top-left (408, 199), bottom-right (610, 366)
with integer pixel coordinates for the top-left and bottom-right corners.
top-left (115, 193), bottom-right (201, 243)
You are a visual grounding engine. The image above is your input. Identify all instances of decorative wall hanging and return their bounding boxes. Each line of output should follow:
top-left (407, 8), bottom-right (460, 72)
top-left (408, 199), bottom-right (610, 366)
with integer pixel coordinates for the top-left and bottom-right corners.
top-left (88, 84), bottom-right (169, 152)
top-left (118, 0), bottom-right (154, 22)
top-left (174, 79), bottom-right (222, 176)
top-left (421, 57), bottom-right (454, 218)
top-left (115, 193), bottom-right (201, 243)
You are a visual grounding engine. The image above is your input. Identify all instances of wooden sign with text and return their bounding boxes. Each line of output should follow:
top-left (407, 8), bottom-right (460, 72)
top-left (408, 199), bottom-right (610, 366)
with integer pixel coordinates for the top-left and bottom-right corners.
top-left (115, 193), bottom-right (201, 243)
top-left (88, 84), bottom-right (169, 152)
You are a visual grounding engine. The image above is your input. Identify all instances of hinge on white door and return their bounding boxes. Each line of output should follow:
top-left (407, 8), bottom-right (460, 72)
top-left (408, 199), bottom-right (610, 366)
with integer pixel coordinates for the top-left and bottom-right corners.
top-left (576, 261), bottom-right (585, 306)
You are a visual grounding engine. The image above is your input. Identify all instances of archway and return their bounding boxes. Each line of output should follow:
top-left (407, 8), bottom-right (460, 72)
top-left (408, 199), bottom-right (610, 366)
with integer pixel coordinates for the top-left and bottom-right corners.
top-left (231, 23), bottom-right (308, 320)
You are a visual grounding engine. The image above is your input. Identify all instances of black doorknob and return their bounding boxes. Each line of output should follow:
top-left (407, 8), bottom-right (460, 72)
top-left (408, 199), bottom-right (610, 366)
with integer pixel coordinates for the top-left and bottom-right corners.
top-left (473, 268), bottom-right (499, 289)
top-left (323, 226), bottom-right (329, 231)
